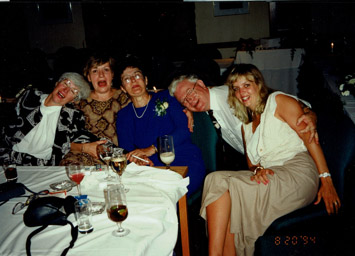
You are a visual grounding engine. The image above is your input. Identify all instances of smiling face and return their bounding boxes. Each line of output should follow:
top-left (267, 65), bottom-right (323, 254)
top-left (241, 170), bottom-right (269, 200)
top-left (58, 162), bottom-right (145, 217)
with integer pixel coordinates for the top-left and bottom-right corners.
top-left (233, 76), bottom-right (260, 111)
top-left (87, 62), bottom-right (113, 94)
top-left (173, 79), bottom-right (210, 112)
top-left (47, 79), bottom-right (79, 106)
top-left (120, 67), bottom-right (148, 98)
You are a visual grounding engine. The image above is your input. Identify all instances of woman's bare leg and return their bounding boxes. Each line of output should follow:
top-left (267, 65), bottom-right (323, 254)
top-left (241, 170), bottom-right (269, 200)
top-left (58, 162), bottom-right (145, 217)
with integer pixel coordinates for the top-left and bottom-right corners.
top-left (206, 190), bottom-right (235, 256)
top-left (223, 218), bottom-right (236, 255)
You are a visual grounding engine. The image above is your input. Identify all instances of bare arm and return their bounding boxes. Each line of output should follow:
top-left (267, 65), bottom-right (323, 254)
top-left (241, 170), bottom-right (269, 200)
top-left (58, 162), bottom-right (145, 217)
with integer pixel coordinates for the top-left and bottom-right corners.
top-left (70, 140), bottom-right (107, 159)
top-left (183, 108), bottom-right (194, 132)
top-left (126, 146), bottom-right (155, 166)
top-left (276, 94), bottom-right (340, 215)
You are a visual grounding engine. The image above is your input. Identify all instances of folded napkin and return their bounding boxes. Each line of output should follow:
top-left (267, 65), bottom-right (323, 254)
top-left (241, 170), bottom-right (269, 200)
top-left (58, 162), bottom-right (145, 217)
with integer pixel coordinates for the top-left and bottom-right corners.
top-left (80, 163), bottom-right (189, 204)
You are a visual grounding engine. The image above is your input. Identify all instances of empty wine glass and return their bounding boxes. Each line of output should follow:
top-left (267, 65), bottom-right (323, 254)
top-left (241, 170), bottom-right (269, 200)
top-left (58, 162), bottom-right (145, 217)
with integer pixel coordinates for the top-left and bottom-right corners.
top-left (66, 164), bottom-right (85, 195)
top-left (98, 142), bottom-right (115, 181)
top-left (105, 185), bottom-right (130, 237)
top-left (110, 151), bottom-right (129, 193)
top-left (158, 135), bottom-right (175, 170)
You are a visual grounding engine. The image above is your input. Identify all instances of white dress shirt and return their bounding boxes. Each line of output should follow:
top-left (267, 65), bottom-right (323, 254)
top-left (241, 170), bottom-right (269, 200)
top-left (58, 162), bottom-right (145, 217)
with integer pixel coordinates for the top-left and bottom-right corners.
top-left (209, 85), bottom-right (244, 154)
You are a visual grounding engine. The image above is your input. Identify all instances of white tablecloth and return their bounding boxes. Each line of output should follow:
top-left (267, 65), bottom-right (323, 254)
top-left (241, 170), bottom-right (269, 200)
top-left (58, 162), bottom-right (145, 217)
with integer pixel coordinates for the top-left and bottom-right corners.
top-left (236, 48), bottom-right (305, 95)
top-left (0, 164), bottom-right (189, 256)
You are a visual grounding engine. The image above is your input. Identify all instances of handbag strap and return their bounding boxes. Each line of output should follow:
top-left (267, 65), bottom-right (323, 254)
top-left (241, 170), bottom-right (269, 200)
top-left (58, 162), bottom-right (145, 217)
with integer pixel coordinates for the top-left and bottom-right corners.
top-left (26, 225), bottom-right (48, 256)
top-left (25, 220), bottom-right (78, 256)
top-left (61, 221), bottom-right (78, 256)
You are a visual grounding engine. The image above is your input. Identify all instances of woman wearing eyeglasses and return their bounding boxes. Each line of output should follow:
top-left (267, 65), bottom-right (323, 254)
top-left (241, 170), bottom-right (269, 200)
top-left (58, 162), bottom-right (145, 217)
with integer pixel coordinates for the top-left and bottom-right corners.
top-left (115, 56), bottom-right (206, 196)
top-left (60, 51), bottom-right (130, 166)
top-left (0, 73), bottom-right (101, 166)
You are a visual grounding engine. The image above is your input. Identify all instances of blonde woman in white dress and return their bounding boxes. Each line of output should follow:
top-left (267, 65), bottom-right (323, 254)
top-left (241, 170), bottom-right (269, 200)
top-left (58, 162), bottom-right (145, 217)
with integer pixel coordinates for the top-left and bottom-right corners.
top-left (200, 64), bottom-right (340, 256)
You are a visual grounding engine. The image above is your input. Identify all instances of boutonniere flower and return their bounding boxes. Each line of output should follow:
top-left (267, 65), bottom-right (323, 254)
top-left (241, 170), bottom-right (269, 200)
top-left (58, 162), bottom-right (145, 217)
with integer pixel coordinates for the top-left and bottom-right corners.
top-left (154, 98), bottom-right (169, 117)
top-left (339, 73), bottom-right (355, 97)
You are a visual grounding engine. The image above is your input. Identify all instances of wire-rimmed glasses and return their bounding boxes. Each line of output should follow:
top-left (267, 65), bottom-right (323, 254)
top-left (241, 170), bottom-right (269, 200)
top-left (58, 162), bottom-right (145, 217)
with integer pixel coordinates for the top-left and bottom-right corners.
top-left (181, 81), bottom-right (197, 105)
top-left (62, 79), bottom-right (79, 96)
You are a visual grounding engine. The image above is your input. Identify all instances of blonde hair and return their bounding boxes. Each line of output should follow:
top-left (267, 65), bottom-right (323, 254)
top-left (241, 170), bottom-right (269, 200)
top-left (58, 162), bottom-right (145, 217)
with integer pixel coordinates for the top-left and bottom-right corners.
top-left (226, 64), bottom-right (272, 124)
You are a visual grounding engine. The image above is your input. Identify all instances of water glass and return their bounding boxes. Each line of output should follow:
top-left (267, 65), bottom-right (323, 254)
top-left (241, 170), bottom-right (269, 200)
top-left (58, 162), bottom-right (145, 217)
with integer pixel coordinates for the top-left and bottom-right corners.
top-left (74, 199), bottom-right (94, 234)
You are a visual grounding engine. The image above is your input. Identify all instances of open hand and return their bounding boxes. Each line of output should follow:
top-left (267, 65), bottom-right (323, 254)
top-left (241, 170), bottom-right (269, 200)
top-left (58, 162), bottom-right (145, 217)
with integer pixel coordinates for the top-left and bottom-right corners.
top-left (297, 112), bottom-right (319, 144)
top-left (314, 178), bottom-right (340, 215)
top-left (250, 168), bottom-right (274, 185)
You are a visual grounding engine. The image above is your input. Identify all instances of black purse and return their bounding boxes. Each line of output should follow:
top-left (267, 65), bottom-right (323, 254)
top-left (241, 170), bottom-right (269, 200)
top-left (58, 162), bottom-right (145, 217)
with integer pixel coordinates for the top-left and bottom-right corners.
top-left (23, 196), bottom-right (78, 256)
top-left (0, 182), bottom-right (26, 203)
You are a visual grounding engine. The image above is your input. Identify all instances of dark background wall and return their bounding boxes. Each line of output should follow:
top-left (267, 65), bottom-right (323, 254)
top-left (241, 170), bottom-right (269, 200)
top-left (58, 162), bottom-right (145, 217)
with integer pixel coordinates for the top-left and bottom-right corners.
top-left (1, 1), bottom-right (355, 97)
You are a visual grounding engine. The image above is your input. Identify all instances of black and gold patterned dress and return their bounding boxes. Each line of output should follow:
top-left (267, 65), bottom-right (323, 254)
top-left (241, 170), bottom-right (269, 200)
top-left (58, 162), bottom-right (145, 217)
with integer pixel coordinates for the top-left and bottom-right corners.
top-left (60, 89), bottom-right (130, 166)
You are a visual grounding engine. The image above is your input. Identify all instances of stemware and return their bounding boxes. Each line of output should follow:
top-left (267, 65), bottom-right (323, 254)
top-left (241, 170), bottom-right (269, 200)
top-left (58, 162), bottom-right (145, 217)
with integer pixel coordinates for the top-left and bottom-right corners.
top-left (105, 185), bottom-right (130, 237)
top-left (158, 135), bottom-right (175, 170)
top-left (98, 142), bottom-right (115, 181)
top-left (110, 152), bottom-right (129, 192)
top-left (66, 164), bottom-right (85, 195)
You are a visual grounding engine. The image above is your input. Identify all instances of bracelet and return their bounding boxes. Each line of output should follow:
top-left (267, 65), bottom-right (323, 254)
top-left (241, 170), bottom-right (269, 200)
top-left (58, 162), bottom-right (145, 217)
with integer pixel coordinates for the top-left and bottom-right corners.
top-left (253, 166), bottom-right (264, 175)
top-left (319, 172), bottom-right (331, 178)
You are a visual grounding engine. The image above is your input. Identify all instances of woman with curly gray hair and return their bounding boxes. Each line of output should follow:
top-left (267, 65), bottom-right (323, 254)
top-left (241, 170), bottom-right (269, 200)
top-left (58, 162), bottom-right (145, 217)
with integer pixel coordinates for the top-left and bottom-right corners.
top-left (57, 72), bottom-right (92, 101)
top-left (0, 72), bottom-right (103, 166)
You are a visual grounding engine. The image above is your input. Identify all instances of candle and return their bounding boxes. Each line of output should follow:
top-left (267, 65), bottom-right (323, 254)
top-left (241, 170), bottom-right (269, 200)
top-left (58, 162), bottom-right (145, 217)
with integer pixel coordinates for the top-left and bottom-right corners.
top-left (331, 42), bottom-right (334, 53)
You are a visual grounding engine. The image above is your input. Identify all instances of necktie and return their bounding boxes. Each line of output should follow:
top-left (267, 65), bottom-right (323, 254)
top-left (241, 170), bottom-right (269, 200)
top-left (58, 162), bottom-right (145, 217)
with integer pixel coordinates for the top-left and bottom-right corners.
top-left (207, 110), bottom-right (222, 136)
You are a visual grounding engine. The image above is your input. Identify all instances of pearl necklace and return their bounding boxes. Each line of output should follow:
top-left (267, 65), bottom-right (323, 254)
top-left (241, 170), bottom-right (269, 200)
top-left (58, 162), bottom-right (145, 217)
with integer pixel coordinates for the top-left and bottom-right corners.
top-left (132, 95), bottom-right (151, 119)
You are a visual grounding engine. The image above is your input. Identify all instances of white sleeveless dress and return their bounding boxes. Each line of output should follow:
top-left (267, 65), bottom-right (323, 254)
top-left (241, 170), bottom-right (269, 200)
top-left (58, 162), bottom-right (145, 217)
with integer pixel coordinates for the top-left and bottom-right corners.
top-left (200, 92), bottom-right (319, 256)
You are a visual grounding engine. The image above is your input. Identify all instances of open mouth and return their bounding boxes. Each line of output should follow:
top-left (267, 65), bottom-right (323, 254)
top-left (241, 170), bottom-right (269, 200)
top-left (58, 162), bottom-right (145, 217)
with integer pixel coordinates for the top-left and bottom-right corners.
top-left (241, 95), bottom-right (250, 103)
top-left (58, 91), bottom-right (65, 98)
top-left (98, 81), bottom-right (107, 87)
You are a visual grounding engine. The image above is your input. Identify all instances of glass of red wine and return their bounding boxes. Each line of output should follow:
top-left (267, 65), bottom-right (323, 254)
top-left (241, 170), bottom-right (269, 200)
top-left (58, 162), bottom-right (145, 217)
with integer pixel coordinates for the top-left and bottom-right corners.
top-left (66, 164), bottom-right (85, 195)
top-left (105, 184), bottom-right (130, 237)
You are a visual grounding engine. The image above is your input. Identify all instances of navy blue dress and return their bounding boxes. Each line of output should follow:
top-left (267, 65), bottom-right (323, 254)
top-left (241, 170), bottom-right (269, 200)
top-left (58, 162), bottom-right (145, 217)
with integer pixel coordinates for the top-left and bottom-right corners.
top-left (116, 90), bottom-right (206, 196)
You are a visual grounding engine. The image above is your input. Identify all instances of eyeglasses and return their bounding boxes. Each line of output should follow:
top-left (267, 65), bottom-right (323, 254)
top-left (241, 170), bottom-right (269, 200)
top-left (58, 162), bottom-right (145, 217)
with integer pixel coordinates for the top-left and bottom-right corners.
top-left (62, 79), bottom-right (79, 96)
top-left (122, 72), bottom-right (143, 84)
top-left (181, 82), bottom-right (197, 105)
top-left (12, 190), bottom-right (49, 214)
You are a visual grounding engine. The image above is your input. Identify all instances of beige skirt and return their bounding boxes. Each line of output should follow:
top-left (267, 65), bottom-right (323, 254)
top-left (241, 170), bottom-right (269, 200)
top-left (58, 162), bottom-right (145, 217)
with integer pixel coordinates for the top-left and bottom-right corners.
top-left (200, 152), bottom-right (319, 256)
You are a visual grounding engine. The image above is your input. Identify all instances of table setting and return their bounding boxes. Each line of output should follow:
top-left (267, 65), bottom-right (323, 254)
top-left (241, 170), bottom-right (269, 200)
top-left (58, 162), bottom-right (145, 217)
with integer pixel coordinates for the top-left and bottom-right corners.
top-left (0, 162), bottom-right (189, 256)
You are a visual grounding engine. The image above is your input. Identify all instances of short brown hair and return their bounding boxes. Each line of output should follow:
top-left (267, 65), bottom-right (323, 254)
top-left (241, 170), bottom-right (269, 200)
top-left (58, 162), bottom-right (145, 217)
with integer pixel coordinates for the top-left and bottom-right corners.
top-left (83, 52), bottom-right (115, 78)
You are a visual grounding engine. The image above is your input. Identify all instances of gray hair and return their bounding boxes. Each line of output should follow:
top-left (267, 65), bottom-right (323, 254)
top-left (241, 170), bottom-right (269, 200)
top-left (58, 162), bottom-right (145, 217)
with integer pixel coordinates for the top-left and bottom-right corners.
top-left (168, 74), bottom-right (199, 97)
top-left (58, 72), bottom-right (91, 100)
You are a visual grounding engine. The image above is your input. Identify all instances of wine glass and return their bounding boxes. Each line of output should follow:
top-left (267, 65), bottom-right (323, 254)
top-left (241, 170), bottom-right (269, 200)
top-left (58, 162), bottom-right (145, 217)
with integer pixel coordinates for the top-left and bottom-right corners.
top-left (105, 185), bottom-right (130, 237)
top-left (66, 164), bottom-right (85, 195)
top-left (110, 152), bottom-right (129, 192)
top-left (158, 135), bottom-right (175, 170)
top-left (98, 143), bottom-right (115, 181)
